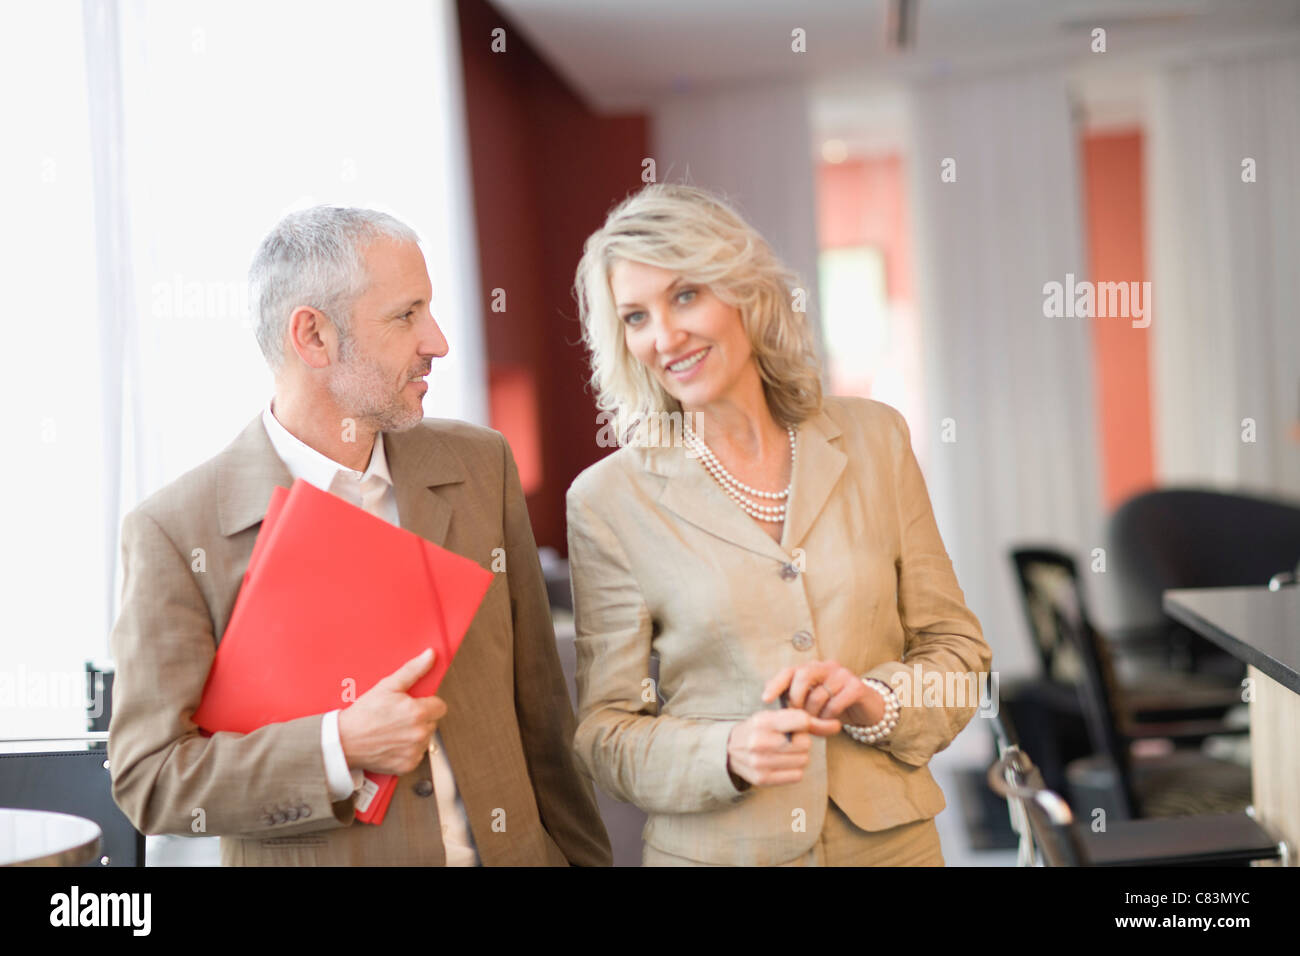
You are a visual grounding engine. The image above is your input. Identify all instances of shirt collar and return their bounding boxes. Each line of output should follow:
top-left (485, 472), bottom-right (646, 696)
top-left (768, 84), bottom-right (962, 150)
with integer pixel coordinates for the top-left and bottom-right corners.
top-left (261, 398), bottom-right (392, 492)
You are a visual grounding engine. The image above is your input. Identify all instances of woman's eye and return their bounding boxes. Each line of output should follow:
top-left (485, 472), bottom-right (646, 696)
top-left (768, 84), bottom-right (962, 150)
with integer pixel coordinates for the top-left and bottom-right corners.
top-left (622, 311), bottom-right (645, 325)
top-left (676, 288), bottom-right (696, 304)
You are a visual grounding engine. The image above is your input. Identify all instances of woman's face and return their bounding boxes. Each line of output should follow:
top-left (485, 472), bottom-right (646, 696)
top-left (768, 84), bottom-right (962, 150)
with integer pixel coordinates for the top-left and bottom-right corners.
top-left (609, 259), bottom-right (755, 411)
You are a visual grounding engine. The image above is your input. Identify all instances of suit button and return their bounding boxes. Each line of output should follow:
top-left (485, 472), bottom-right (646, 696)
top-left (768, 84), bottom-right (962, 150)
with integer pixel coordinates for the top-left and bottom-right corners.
top-left (780, 563), bottom-right (799, 581)
top-left (300, 806), bottom-right (311, 818)
top-left (414, 779), bottom-right (434, 798)
top-left (285, 807), bottom-right (300, 821)
top-left (791, 630), bottom-right (814, 651)
top-left (262, 814), bottom-right (275, 826)
top-left (273, 811), bottom-right (287, 824)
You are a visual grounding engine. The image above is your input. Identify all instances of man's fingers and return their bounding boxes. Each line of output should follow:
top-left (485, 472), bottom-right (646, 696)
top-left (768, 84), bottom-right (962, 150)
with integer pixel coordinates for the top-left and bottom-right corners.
top-left (380, 647), bottom-right (436, 692)
top-left (420, 695), bottom-right (448, 721)
top-left (762, 667), bottom-right (796, 703)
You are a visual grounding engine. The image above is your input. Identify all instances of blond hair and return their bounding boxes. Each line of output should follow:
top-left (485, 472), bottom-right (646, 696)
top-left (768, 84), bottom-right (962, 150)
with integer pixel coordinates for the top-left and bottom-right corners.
top-left (574, 183), bottom-right (823, 441)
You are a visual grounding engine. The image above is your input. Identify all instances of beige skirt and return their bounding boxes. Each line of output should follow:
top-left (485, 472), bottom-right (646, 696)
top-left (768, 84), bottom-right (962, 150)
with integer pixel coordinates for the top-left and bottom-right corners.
top-left (641, 799), bottom-right (945, 867)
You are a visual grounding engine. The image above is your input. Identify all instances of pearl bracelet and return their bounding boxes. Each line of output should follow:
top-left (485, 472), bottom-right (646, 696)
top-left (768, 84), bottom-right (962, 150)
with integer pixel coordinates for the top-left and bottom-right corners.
top-left (841, 677), bottom-right (900, 744)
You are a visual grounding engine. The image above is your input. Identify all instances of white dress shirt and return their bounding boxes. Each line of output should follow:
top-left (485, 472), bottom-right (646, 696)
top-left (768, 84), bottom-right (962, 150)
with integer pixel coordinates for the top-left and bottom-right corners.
top-left (260, 399), bottom-right (479, 865)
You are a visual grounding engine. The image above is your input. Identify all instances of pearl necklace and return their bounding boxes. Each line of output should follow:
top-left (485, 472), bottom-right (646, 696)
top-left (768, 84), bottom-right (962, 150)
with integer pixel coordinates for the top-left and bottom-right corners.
top-left (683, 423), bottom-right (796, 523)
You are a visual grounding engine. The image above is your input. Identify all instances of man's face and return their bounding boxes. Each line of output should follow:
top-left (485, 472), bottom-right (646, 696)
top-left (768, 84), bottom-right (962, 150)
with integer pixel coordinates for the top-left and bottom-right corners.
top-left (326, 238), bottom-right (448, 432)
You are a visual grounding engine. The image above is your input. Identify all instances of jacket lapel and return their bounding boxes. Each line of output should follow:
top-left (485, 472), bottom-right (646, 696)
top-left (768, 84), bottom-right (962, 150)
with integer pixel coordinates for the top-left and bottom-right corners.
top-left (642, 404), bottom-right (847, 561)
top-left (382, 426), bottom-right (468, 546)
top-left (216, 415), bottom-right (294, 537)
top-left (781, 407), bottom-right (847, 553)
top-left (648, 440), bottom-right (788, 562)
top-left (215, 414), bottom-right (467, 545)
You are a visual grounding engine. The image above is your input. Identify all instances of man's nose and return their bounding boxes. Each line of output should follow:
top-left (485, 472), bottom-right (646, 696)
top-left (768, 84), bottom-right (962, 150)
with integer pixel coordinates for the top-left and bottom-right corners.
top-left (421, 312), bottom-right (449, 357)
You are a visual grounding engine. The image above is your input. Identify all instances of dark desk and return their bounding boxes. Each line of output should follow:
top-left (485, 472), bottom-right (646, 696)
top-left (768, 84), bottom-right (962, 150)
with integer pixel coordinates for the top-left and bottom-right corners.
top-left (1165, 586), bottom-right (1300, 694)
top-left (1164, 585), bottom-right (1300, 861)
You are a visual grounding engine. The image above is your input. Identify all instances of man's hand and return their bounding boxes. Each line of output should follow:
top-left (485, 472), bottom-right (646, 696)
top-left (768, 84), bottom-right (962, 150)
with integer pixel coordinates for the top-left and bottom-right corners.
top-left (725, 709), bottom-right (840, 789)
top-left (338, 648), bottom-right (447, 775)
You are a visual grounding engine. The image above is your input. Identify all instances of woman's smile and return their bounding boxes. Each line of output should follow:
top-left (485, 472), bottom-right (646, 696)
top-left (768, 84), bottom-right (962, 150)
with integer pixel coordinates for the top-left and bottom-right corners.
top-left (664, 346), bottom-right (711, 380)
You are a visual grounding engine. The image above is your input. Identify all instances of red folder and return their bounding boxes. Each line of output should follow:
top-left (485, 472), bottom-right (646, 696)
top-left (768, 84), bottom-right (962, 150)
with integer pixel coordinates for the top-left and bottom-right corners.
top-left (193, 478), bottom-right (494, 824)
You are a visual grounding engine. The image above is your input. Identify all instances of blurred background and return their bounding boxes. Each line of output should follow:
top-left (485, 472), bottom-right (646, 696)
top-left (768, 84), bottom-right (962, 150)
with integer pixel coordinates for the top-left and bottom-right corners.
top-left (2, 0), bottom-right (1299, 866)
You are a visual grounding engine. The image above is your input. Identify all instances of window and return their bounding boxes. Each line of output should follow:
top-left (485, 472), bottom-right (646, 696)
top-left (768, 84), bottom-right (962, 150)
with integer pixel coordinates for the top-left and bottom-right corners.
top-left (1, 0), bottom-right (484, 739)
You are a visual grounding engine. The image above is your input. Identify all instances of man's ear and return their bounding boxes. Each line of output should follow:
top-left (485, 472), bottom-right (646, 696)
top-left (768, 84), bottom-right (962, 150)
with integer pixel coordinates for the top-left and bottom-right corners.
top-left (286, 306), bottom-right (335, 370)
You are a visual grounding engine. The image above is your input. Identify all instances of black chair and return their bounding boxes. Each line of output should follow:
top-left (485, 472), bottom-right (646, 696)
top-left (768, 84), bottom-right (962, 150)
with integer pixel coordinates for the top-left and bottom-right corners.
top-left (1046, 564), bottom-right (1255, 820)
top-left (1109, 488), bottom-right (1300, 674)
top-left (0, 741), bottom-right (145, 866)
top-left (1004, 547), bottom-right (1244, 806)
top-left (1011, 547), bottom-right (1241, 718)
top-left (988, 711), bottom-right (1287, 867)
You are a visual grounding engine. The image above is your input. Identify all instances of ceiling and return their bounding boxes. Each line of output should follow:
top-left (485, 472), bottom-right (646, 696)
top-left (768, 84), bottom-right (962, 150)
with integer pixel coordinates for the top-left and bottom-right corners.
top-left (490, 0), bottom-right (1300, 114)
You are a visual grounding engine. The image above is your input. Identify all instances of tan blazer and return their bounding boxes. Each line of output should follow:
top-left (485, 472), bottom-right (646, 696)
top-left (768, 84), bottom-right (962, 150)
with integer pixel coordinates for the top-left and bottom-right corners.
top-left (108, 414), bottom-right (611, 866)
top-left (565, 396), bottom-right (992, 866)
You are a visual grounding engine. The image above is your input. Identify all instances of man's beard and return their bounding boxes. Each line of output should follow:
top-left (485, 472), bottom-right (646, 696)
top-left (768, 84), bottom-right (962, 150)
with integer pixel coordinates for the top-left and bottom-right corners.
top-left (327, 332), bottom-right (426, 432)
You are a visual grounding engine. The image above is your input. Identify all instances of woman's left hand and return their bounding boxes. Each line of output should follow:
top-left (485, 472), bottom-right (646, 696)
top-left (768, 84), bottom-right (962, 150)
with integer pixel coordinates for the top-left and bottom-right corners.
top-left (763, 660), bottom-right (885, 727)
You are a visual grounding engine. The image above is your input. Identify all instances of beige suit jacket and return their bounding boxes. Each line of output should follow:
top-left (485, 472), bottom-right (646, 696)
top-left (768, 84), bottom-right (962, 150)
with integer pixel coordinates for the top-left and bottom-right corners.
top-left (565, 396), bottom-right (992, 865)
top-left (108, 413), bottom-right (611, 866)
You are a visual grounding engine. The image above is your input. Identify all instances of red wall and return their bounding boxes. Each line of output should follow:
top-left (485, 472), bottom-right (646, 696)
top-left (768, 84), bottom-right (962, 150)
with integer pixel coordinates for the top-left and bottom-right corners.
top-left (1082, 130), bottom-right (1155, 510)
top-left (457, 0), bottom-right (648, 551)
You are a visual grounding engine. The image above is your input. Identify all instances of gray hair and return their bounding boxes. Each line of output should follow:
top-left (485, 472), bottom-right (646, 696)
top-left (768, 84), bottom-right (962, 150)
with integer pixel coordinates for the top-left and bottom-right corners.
top-left (249, 206), bottom-right (419, 372)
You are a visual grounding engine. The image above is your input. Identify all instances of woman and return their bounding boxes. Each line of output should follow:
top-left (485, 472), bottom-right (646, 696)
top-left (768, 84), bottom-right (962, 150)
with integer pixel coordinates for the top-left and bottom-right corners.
top-left (566, 184), bottom-right (992, 866)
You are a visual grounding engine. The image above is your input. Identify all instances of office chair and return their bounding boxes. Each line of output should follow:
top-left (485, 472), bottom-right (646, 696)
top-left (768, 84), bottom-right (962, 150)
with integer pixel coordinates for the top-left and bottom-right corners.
top-left (1053, 579), bottom-right (1254, 820)
top-left (1109, 488), bottom-right (1300, 674)
top-left (988, 711), bottom-right (1286, 867)
top-left (1003, 547), bottom-right (1245, 804)
top-left (1010, 547), bottom-right (1241, 717)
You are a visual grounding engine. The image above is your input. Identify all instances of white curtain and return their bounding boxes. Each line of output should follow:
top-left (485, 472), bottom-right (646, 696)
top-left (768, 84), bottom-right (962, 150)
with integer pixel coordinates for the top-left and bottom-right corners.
top-left (652, 82), bottom-right (825, 358)
top-left (0, 0), bottom-right (485, 738)
top-left (904, 67), bottom-right (1105, 684)
top-left (1147, 45), bottom-right (1300, 498)
top-left (0, 1), bottom-right (109, 741)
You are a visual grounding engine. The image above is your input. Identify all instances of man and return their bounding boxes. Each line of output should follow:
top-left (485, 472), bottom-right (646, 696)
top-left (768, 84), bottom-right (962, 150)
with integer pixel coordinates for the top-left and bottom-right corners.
top-left (107, 206), bottom-right (611, 866)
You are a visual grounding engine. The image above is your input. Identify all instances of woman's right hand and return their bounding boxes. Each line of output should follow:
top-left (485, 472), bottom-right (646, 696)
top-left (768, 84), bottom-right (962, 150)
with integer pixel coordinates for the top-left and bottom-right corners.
top-left (725, 710), bottom-right (841, 789)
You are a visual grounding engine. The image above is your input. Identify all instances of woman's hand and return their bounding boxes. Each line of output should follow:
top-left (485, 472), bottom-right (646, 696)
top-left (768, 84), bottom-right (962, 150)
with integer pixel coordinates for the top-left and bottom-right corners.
top-left (725, 709), bottom-right (840, 789)
top-left (763, 660), bottom-right (886, 728)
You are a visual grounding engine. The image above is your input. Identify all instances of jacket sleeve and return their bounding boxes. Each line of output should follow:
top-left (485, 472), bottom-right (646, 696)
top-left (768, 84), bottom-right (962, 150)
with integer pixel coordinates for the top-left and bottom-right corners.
top-left (566, 486), bottom-right (749, 816)
top-left (862, 406), bottom-right (994, 766)
top-left (108, 508), bottom-right (356, 838)
top-left (499, 435), bottom-right (613, 866)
